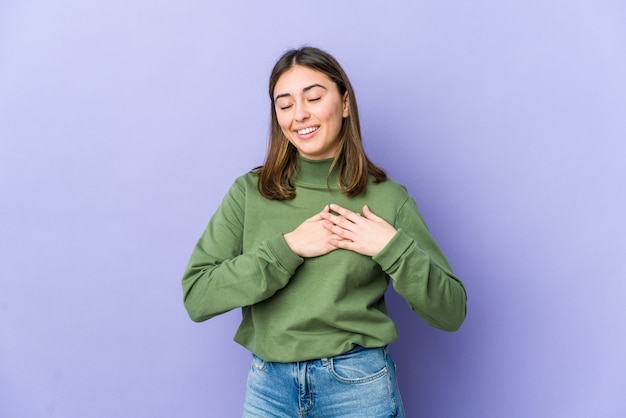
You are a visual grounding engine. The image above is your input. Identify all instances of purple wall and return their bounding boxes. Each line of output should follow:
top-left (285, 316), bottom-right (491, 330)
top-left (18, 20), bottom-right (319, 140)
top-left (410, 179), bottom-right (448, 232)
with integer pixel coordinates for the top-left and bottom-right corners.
top-left (1, 1), bottom-right (625, 417)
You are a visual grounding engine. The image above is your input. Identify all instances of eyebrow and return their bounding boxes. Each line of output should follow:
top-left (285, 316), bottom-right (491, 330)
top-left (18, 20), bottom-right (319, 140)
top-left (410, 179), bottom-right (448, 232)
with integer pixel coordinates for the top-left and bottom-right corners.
top-left (274, 83), bottom-right (328, 102)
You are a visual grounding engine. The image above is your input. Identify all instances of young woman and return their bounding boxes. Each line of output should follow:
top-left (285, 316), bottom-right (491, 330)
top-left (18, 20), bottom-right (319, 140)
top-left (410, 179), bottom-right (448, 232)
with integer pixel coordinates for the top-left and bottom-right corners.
top-left (182, 46), bottom-right (467, 417)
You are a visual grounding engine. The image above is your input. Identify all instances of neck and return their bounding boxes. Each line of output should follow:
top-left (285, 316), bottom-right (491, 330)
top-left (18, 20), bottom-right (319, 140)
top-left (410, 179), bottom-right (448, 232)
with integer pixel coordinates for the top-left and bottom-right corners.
top-left (292, 156), bottom-right (338, 186)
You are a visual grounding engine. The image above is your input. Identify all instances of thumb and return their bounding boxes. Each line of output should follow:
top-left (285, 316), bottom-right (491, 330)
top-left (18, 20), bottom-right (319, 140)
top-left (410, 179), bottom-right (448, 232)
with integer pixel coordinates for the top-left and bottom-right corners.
top-left (362, 205), bottom-right (382, 221)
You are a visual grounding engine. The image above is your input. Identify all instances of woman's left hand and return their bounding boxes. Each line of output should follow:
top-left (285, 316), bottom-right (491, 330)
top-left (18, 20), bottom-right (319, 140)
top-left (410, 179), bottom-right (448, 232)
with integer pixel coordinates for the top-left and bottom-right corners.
top-left (320, 204), bottom-right (397, 256)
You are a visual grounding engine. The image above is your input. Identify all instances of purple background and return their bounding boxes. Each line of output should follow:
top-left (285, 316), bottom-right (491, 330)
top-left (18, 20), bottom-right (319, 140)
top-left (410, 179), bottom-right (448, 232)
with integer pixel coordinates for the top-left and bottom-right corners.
top-left (1, 1), bottom-right (625, 417)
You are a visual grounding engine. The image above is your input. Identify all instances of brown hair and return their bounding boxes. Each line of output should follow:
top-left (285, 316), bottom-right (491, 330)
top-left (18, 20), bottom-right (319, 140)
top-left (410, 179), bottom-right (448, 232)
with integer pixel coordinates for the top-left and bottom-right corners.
top-left (256, 46), bottom-right (386, 200)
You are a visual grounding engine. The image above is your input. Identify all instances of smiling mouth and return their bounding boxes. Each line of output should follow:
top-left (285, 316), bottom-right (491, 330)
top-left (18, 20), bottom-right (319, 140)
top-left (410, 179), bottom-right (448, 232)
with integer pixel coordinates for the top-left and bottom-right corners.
top-left (296, 126), bottom-right (319, 135)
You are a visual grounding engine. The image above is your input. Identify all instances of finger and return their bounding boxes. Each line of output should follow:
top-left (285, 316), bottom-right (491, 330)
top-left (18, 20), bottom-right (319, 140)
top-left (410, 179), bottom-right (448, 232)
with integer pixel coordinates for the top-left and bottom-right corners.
top-left (328, 233), bottom-right (347, 242)
top-left (323, 213), bottom-right (357, 232)
top-left (329, 203), bottom-right (362, 223)
top-left (322, 220), bottom-right (352, 238)
top-left (362, 205), bottom-right (383, 221)
top-left (328, 236), bottom-right (354, 249)
top-left (305, 205), bottom-right (330, 222)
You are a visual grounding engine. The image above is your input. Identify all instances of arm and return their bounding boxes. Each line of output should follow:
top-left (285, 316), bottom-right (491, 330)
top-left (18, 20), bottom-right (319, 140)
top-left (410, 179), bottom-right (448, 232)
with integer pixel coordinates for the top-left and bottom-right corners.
top-left (373, 197), bottom-right (467, 331)
top-left (181, 179), bottom-right (303, 322)
top-left (321, 200), bottom-right (467, 331)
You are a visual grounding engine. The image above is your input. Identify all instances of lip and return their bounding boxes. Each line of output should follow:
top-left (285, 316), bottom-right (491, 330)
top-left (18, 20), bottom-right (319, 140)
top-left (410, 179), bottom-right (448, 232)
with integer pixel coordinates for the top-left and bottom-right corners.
top-left (294, 125), bottom-right (320, 139)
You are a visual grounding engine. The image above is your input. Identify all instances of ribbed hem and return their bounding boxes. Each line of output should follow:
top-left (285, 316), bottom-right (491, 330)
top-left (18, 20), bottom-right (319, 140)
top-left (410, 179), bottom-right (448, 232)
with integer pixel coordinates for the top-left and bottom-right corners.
top-left (372, 229), bottom-right (415, 272)
top-left (265, 234), bottom-right (304, 274)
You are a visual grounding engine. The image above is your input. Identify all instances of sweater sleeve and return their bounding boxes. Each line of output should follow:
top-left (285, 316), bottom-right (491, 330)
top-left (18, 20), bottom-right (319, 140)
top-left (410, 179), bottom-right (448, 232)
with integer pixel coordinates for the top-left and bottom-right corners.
top-left (373, 196), bottom-right (467, 331)
top-left (182, 178), bottom-right (304, 322)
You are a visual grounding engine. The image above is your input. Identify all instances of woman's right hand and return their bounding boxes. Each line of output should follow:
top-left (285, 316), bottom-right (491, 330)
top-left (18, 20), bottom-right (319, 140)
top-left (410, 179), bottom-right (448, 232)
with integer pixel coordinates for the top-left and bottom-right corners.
top-left (283, 205), bottom-right (342, 258)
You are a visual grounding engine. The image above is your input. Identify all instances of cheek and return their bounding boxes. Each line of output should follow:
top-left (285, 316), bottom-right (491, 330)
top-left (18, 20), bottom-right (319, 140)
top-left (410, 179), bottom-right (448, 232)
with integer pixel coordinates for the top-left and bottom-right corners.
top-left (276, 117), bottom-right (294, 141)
top-left (319, 105), bottom-right (345, 128)
top-left (275, 113), bottom-right (292, 131)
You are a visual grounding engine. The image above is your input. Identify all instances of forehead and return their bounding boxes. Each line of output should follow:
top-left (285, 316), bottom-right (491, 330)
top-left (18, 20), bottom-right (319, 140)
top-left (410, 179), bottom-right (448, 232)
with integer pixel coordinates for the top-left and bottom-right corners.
top-left (273, 65), bottom-right (336, 95)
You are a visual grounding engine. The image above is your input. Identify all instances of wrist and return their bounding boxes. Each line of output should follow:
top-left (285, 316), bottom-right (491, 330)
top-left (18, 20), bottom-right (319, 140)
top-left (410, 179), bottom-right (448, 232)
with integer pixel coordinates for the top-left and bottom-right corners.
top-left (283, 232), bottom-right (298, 256)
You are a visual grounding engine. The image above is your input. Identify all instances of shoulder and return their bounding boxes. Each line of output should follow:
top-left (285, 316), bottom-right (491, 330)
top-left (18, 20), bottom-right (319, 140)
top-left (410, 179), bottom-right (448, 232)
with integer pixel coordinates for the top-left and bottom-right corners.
top-left (368, 176), bottom-right (411, 201)
top-left (233, 171), bottom-right (259, 189)
top-left (218, 171), bottom-right (260, 205)
top-left (361, 176), bottom-right (417, 223)
top-left (226, 169), bottom-right (262, 192)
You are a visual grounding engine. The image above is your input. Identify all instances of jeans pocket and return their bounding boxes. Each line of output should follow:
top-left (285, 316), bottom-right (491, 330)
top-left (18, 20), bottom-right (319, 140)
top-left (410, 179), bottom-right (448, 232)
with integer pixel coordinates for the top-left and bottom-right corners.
top-left (251, 354), bottom-right (267, 372)
top-left (328, 347), bottom-right (388, 384)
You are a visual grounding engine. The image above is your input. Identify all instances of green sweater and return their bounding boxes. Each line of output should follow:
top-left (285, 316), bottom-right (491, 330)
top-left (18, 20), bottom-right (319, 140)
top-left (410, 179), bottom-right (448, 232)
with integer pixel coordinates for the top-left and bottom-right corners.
top-left (182, 157), bottom-right (466, 362)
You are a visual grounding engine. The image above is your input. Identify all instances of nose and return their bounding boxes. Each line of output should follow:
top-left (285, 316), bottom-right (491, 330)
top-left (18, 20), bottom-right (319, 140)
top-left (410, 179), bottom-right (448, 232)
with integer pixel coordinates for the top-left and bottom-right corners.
top-left (294, 101), bottom-right (310, 122)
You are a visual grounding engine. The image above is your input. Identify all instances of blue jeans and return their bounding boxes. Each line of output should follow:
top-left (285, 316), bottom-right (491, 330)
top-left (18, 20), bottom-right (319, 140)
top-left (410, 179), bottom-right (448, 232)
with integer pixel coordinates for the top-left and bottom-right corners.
top-left (243, 345), bottom-right (405, 417)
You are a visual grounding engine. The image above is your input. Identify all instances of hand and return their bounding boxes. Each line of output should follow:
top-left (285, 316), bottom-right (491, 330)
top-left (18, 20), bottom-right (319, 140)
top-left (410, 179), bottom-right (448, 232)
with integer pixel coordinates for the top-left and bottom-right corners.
top-left (284, 205), bottom-right (344, 258)
top-left (320, 204), bottom-right (397, 257)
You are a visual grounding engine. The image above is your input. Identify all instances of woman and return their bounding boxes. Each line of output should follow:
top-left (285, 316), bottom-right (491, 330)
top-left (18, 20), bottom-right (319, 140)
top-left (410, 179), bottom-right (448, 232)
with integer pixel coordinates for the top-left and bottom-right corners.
top-left (182, 46), bottom-right (467, 417)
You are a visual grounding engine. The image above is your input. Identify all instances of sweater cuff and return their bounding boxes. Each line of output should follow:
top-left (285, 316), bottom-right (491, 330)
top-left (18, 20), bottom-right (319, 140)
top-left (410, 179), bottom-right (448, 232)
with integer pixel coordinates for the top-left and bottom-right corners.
top-left (373, 229), bottom-right (415, 272)
top-left (265, 234), bottom-right (304, 274)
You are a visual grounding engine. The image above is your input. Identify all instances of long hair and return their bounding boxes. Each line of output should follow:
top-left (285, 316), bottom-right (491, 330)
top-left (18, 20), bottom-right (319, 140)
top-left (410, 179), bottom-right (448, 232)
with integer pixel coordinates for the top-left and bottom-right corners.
top-left (256, 46), bottom-right (386, 200)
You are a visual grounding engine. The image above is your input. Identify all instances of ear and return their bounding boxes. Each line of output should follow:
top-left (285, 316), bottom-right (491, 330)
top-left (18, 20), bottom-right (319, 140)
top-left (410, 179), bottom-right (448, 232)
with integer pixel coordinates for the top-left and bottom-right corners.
top-left (342, 91), bottom-right (350, 118)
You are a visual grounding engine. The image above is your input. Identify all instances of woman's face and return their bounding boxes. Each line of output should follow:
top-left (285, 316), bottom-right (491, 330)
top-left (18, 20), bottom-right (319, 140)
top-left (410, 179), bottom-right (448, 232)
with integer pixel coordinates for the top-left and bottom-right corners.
top-left (273, 65), bottom-right (349, 160)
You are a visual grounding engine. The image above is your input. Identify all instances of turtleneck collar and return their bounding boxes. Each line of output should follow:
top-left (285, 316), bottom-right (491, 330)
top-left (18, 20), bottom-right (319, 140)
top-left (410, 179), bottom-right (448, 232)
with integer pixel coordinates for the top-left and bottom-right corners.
top-left (292, 156), bottom-right (339, 188)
